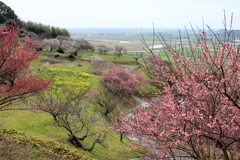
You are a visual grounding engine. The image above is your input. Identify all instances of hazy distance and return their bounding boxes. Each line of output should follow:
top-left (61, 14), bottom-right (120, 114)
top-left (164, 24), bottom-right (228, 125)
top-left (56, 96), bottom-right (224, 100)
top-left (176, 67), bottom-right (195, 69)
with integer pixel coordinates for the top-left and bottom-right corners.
top-left (4, 0), bottom-right (240, 29)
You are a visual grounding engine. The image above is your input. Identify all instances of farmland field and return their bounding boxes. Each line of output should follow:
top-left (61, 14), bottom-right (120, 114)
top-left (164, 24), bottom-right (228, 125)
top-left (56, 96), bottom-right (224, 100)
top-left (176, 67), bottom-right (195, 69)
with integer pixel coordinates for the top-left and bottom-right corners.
top-left (70, 28), bottom-right (191, 52)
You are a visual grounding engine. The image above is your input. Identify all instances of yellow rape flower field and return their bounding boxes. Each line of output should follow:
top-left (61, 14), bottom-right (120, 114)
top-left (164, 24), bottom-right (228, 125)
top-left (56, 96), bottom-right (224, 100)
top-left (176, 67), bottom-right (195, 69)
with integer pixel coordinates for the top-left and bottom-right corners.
top-left (36, 68), bottom-right (92, 92)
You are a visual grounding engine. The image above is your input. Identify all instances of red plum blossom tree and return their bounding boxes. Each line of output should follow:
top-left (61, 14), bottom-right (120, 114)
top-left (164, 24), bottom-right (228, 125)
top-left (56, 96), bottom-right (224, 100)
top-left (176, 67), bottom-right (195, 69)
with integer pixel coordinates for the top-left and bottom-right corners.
top-left (0, 23), bottom-right (51, 110)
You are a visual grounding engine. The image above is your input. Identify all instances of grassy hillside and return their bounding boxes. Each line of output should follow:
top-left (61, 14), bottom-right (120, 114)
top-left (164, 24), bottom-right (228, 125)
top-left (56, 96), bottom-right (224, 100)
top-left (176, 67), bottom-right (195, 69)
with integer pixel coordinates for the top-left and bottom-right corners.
top-left (0, 50), bottom-right (150, 160)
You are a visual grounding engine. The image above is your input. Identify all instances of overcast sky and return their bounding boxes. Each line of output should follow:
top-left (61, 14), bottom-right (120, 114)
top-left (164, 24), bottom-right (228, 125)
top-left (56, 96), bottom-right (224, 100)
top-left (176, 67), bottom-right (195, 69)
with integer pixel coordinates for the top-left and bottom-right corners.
top-left (3, 0), bottom-right (240, 29)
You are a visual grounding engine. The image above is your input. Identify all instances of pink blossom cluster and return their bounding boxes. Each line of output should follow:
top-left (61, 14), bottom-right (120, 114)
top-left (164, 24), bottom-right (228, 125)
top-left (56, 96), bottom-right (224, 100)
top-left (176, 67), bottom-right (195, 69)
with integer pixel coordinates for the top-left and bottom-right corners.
top-left (102, 66), bottom-right (141, 95)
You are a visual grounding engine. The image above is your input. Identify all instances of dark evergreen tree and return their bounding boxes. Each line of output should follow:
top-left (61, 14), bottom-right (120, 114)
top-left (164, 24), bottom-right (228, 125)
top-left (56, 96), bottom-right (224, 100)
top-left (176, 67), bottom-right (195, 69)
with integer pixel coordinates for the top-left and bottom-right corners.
top-left (0, 1), bottom-right (18, 23)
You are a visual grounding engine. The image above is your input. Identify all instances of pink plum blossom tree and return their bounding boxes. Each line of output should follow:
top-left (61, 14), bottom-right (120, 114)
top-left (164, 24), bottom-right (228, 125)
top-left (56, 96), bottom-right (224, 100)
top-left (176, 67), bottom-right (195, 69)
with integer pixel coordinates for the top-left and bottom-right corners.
top-left (102, 66), bottom-right (141, 95)
top-left (117, 16), bottom-right (240, 159)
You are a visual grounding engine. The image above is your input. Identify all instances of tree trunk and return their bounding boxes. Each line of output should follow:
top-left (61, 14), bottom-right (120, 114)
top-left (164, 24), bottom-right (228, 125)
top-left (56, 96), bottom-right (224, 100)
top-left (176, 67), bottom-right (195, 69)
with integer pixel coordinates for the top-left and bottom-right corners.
top-left (53, 115), bottom-right (57, 122)
top-left (120, 133), bottom-right (124, 142)
top-left (68, 134), bottom-right (83, 148)
top-left (222, 148), bottom-right (229, 160)
top-left (68, 134), bottom-right (99, 151)
top-left (104, 110), bottom-right (109, 116)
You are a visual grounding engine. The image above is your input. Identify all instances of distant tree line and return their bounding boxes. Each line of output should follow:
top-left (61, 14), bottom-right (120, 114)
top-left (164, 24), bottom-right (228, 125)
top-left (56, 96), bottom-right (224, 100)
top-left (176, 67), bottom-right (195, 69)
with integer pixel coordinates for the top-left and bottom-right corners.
top-left (21, 21), bottom-right (70, 38)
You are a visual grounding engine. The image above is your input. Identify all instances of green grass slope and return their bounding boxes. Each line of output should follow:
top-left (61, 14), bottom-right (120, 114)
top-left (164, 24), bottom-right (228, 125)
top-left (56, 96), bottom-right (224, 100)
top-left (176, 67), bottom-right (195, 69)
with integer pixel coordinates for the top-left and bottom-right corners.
top-left (0, 51), bottom-right (149, 160)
